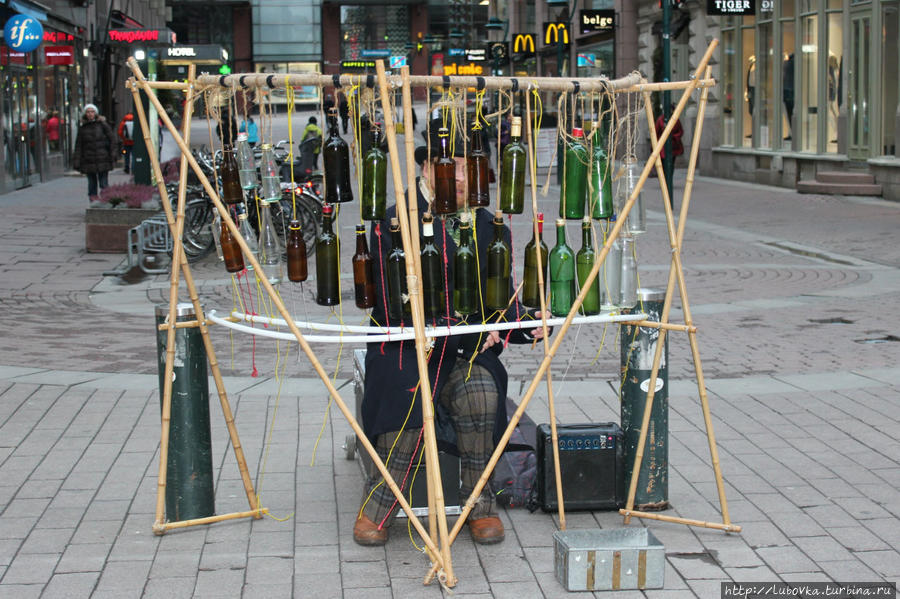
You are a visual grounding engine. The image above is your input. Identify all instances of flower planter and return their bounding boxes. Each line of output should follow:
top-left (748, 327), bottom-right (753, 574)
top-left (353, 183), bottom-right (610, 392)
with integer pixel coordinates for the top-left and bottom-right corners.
top-left (85, 207), bottom-right (162, 253)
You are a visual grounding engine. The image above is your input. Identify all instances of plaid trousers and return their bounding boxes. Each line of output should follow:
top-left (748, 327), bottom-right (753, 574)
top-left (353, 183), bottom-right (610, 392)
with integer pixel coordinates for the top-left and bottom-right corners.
top-left (361, 359), bottom-right (499, 526)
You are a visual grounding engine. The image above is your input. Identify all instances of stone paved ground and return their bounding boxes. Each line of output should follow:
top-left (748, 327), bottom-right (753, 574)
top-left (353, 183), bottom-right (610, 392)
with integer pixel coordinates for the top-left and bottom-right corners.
top-left (0, 114), bottom-right (899, 598)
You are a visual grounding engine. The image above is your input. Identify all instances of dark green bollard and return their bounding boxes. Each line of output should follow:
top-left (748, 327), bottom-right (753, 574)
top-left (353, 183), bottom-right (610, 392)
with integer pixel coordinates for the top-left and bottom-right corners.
top-left (156, 303), bottom-right (215, 522)
top-left (620, 288), bottom-right (669, 511)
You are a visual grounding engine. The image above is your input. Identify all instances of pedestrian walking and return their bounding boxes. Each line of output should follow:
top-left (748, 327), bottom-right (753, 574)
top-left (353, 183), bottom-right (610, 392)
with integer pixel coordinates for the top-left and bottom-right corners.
top-left (117, 112), bottom-right (135, 174)
top-left (72, 104), bottom-right (117, 200)
top-left (338, 94), bottom-right (350, 135)
top-left (45, 110), bottom-right (60, 152)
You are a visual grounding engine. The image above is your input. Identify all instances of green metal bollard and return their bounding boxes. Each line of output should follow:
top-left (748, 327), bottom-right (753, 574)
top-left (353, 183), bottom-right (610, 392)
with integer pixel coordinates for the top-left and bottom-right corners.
top-left (620, 288), bottom-right (669, 511)
top-left (156, 303), bottom-right (215, 522)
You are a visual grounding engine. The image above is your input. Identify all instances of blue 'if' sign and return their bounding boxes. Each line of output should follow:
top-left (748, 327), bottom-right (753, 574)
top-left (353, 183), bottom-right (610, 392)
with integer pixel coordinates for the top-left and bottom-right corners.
top-left (4, 14), bottom-right (44, 53)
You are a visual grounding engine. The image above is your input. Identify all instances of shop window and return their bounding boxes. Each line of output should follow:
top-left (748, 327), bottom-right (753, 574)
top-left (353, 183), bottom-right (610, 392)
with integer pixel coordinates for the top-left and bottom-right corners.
top-left (827, 11), bottom-right (843, 153)
top-left (799, 15), bottom-right (816, 152)
top-left (881, 2), bottom-right (898, 155)
top-left (742, 27), bottom-right (755, 147)
top-left (758, 22), bottom-right (775, 149)
top-left (722, 29), bottom-right (736, 146)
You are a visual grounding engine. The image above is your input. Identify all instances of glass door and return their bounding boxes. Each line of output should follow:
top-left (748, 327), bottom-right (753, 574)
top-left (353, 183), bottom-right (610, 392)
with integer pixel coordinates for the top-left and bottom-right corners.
top-left (848, 14), bottom-right (871, 159)
top-left (3, 71), bottom-right (37, 189)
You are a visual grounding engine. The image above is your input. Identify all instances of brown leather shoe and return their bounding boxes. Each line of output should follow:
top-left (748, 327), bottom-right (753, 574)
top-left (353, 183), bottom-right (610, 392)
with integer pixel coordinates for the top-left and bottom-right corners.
top-left (353, 515), bottom-right (388, 546)
top-left (468, 516), bottom-right (505, 545)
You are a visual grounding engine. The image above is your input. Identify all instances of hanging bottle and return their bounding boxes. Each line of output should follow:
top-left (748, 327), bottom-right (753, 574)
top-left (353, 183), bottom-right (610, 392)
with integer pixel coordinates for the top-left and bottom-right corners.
top-left (286, 219), bottom-right (308, 282)
top-left (432, 127), bottom-right (457, 216)
top-left (522, 212), bottom-right (549, 309)
top-left (351, 224), bottom-right (375, 309)
top-left (453, 214), bottom-right (477, 316)
top-left (386, 217), bottom-right (410, 320)
top-left (485, 210), bottom-right (511, 313)
top-left (466, 127), bottom-right (490, 208)
top-left (324, 109), bottom-right (353, 204)
top-left (420, 213), bottom-right (445, 319)
top-left (499, 116), bottom-right (526, 215)
top-left (257, 199), bottom-right (283, 285)
top-left (220, 218), bottom-right (244, 273)
top-left (315, 204), bottom-right (340, 306)
top-left (549, 219), bottom-right (575, 317)
top-left (361, 127), bottom-right (387, 221)
top-left (236, 132), bottom-right (257, 191)
top-left (620, 236), bottom-right (638, 309)
top-left (618, 155), bottom-right (646, 234)
top-left (220, 144), bottom-right (244, 205)
top-left (589, 121), bottom-right (614, 220)
top-left (576, 217), bottom-right (600, 315)
top-left (236, 203), bottom-right (259, 271)
top-left (211, 213), bottom-right (224, 262)
top-left (602, 232), bottom-right (623, 309)
top-left (560, 127), bottom-right (588, 220)
top-left (259, 143), bottom-right (281, 202)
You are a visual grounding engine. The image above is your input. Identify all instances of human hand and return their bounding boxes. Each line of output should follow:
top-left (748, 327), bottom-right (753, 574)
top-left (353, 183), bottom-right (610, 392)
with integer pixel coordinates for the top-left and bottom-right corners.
top-left (480, 330), bottom-right (502, 353)
top-left (529, 311), bottom-right (552, 340)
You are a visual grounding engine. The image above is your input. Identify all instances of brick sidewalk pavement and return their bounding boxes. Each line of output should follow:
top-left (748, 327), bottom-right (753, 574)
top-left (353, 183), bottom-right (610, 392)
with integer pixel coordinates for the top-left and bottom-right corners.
top-left (1, 157), bottom-right (899, 597)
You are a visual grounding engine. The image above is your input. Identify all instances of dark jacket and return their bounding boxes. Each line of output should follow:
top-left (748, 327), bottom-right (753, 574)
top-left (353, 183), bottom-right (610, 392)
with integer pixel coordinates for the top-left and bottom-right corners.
top-left (73, 116), bottom-right (116, 174)
top-left (362, 182), bottom-right (541, 450)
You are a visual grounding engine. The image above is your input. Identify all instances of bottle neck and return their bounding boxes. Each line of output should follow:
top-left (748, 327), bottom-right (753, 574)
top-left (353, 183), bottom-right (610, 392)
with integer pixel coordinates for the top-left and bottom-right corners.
top-left (459, 226), bottom-right (471, 247)
top-left (582, 225), bottom-right (592, 248)
top-left (390, 229), bottom-right (403, 249)
top-left (355, 231), bottom-right (368, 253)
top-left (556, 225), bottom-right (567, 246)
top-left (423, 221), bottom-right (434, 241)
top-left (322, 212), bottom-right (334, 233)
top-left (440, 138), bottom-right (450, 160)
top-left (493, 220), bottom-right (505, 242)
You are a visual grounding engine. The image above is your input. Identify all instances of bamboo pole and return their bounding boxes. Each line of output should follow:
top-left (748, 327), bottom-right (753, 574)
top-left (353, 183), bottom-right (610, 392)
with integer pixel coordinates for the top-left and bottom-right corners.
top-left (524, 88), bottom-right (566, 530)
top-left (155, 508), bottom-right (271, 531)
top-left (375, 60), bottom-right (455, 587)
top-left (619, 509), bottom-right (741, 532)
top-left (129, 68), bottom-right (261, 531)
top-left (426, 38), bottom-right (719, 582)
top-left (126, 59), bottom-right (448, 572)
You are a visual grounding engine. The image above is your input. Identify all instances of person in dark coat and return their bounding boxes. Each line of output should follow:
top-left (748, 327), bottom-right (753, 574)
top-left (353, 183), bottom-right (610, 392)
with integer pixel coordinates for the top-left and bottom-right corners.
top-left (353, 121), bottom-right (551, 547)
top-left (338, 94), bottom-right (350, 134)
top-left (72, 104), bottom-right (117, 199)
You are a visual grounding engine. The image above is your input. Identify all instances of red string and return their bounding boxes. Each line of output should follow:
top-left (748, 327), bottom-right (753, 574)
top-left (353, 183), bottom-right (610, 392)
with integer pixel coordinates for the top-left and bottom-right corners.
top-left (375, 223), bottom-right (389, 355)
top-left (441, 221), bottom-right (452, 330)
top-left (236, 269), bottom-right (259, 377)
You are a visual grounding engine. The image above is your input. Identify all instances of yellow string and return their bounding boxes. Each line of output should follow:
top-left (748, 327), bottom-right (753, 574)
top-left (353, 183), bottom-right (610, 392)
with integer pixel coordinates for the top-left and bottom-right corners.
top-left (287, 86), bottom-right (296, 219)
top-left (256, 336), bottom-right (294, 522)
top-left (465, 209), bottom-right (487, 381)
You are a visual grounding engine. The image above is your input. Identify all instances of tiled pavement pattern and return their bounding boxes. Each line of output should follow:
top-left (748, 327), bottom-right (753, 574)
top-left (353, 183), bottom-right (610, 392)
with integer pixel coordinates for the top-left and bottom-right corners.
top-left (1, 114), bottom-right (899, 597)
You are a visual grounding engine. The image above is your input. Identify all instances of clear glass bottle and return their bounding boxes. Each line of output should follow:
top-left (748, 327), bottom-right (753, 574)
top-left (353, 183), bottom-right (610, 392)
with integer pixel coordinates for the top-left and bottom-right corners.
top-left (386, 217), bottom-right (410, 320)
top-left (211, 213), bottom-right (224, 262)
top-left (361, 128), bottom-right (387, 221)
top-left (466, 127), bottom-right (490, 208)
top-left (220, 218), bottom-right (244, 273)
top-left (620, 236), bottom-right (638, 308)
top-left (522, 212), bottom-right (548, 309)
top-left (589, 121), bottom-right (614, 220)
top-left (236, 132), bottom-right (257, 191)
top-left (352, 225), bottom-right (376, 309)
top-left (236, 203), bottom-right (259, 271)
top-left (315, 204), bottom-right (340, 306)
top-left (257, 199), bottom-right (283, 285)
top-left (220, 144), bottom-right (244, 205)
top-left (420, 213), bottom-right (445, 319)
top-left (618, 155), bottom-right (646, 235)
top-left (259, 143), bottom-right (281, 203)
top-left (286, 219), bottom-right (308, 282)
top-left (324, 109), bottom-right (353, 204)
top-left (549, 218), bottom-right (575, 317)
top-left (499, 116), bottom-right (526, 214)
top-left (602, 233), bottom-right (623, 309)
top-left (453, 214), bottom-right (477, 316)
top-left (485, 210), bottom-right (511, 313)
top-left (560, 127), bottom-right (588, 220)
top-left (576, 217), bottom-right (600, 315)
top-left (432, 127), bottom-right (457, 216)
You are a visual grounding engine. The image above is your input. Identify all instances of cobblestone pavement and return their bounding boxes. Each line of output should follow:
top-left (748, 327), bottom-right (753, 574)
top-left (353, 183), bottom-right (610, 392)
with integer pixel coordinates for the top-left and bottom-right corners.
top-left (1, 117), bottom-right (899, 598)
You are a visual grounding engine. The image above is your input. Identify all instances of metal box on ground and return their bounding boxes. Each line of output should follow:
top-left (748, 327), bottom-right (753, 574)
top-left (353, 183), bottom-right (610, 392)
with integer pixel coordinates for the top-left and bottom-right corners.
top-left (553, 528), bottom-right (665, 592)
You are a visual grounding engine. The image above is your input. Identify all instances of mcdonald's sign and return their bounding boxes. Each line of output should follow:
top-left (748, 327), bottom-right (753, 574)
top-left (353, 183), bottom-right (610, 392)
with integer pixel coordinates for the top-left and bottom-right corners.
top-left (512, 33), bottom-right (535, 56)
top-left (543, 22), bottom-right (569, 46)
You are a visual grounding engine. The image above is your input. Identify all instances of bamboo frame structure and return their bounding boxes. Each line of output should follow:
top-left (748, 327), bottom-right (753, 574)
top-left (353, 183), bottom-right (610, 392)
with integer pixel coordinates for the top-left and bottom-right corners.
top-left (131, 37), bottom-right (740, 588)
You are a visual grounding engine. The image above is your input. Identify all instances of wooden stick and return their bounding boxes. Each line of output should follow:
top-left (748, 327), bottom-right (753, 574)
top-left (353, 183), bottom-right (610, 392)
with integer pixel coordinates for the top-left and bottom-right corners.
top-left (619, 509), bottom-right (742, 532)
top-left (155, 319), bottom-right (228, 330)
top-left (375, 60), bottom-right (455, 587)
top-left (126, 60), bottom-right (448, 571)
top-left (626, 321), bottom-right (696, 333)
top-left (154, 508), bottom-right (271, 532)
top-left (524, 88), bottom-right (566, 530)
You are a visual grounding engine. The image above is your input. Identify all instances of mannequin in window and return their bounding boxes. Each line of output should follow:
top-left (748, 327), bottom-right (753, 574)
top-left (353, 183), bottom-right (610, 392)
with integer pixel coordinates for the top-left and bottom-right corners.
top-left (828, 53), bottom-right (839, 143)
top-left (783, 53), bottom-right (795, 140)
top-left (745, 55), bottom-right (756, 135)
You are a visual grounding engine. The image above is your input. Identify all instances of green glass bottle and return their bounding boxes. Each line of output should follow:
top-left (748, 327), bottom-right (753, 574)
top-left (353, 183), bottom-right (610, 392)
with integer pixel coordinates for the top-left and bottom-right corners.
top-left (315, 204), bottom-right (340, 306)
top-left (576, 217), bottom-right (600, 315)
top-left (485, 210), bottom-right (511, 313)
top-left (386, 217), bottom-right (410, 320)
top-left (589, 121), bottom-right (614, 220)
top-left (560, 127), bottom-right (588, 220)
top-left (499, 116), bottom-right (526, 214)
top-left (549, 218), bottom-right (575, 317)
top-left (432, 127), bottom-right (457, 216)
top-left (361, 128), bottom-right (387, 220)
top-left (466, 128), bottom-right (490, 207)
top-left (420, 213), bottom-right (445, 319)
top-left (453, 215), bottom-right (477, 316)
top-left (522, 212), bottom-right (548, 309)
top-left (323, 109), bottom-right (353, 204)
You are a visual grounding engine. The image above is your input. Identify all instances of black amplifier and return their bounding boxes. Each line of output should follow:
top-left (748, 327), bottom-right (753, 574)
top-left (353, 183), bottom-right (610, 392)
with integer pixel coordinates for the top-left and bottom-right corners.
top-left (536, 422), bottom-right (625, 512)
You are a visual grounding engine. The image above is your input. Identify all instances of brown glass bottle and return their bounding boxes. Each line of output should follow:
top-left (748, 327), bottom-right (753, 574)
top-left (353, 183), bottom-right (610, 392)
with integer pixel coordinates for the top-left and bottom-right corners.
top-left (466, 128), bottom-right (490, 207)
top-left (220, 219), bottom-right (244, 273)
top-left (220, 144), bottom-right (244, 205)
top-left (432, 127), bottom-right (457, 216)
top-left (286, 219), bottom-right (308, 282)
top-left (352, 225), bottom-right (376, 309)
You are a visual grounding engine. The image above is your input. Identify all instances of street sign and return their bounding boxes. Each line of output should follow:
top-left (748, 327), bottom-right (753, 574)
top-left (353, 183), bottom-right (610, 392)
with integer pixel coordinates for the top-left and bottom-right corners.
top-left (389, 56), bottom-right (407, 68)
top-left (577, 53), bottom-right (596, 67)
top-left (361, 49), bottom-right (390, 58)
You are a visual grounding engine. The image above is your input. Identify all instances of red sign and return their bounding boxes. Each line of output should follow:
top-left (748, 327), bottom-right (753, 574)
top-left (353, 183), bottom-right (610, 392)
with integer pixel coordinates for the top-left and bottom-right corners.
top-left (44, 45), bottom-right (74, 65)
top-left (0, 49), bottom-right (27, 65)
top-left (44, 31), bottom-right (75, 43)
top-left (108, 29), bottom-right (176, 44)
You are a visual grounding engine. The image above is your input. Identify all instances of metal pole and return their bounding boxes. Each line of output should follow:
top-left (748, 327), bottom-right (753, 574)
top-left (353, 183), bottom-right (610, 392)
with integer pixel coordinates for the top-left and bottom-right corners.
top-left (662, 0), bottom-right (674, 208)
